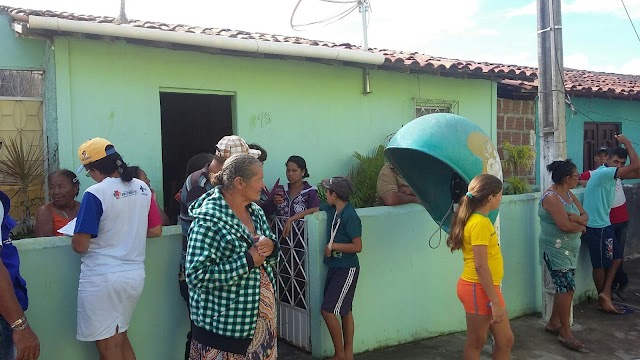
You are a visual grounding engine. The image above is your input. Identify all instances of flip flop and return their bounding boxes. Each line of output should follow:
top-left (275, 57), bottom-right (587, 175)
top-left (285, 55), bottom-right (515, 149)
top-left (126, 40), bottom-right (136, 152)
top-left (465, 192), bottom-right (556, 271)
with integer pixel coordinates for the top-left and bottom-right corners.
top-left (558, 337), bottom-right (588, 352)
top-left (599, 304), bottom-right (635, 315)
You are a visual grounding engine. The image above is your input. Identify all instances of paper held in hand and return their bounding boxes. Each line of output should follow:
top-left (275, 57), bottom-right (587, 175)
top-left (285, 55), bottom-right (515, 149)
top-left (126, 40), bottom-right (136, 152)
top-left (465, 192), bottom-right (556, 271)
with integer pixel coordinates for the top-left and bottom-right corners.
top-left (58, 218), bottom-right (77, 236)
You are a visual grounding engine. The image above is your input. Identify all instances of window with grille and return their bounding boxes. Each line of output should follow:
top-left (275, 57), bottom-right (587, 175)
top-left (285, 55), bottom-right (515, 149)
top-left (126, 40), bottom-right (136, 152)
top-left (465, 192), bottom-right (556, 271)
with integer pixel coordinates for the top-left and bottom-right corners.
top-left (0, 70), bottom-right (43, 99)
top-left (414, 99), bottom-right (458, 118)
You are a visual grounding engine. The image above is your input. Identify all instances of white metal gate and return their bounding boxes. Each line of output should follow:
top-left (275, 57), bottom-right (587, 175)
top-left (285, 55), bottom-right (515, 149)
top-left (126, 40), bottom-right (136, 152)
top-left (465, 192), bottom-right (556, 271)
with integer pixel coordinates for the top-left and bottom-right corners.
top-left (272, 216), bottom-right (311, 351)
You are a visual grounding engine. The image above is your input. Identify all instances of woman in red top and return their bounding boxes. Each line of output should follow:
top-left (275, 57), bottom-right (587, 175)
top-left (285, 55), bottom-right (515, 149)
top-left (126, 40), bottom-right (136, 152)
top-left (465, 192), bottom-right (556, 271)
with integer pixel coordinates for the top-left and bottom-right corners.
top-left (35, 169), bottom-right (80, 237)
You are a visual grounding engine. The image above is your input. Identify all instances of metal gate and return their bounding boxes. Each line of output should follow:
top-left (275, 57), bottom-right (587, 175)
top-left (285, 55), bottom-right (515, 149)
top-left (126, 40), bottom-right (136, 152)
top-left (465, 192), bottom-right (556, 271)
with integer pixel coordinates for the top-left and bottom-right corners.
top-left (272, 216), bottom-right (311, 351)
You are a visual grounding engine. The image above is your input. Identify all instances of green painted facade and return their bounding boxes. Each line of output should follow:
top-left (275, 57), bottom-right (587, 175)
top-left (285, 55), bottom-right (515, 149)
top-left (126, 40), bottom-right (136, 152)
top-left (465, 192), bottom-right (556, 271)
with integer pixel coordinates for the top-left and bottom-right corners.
top-left (0, 14), bottom-right (47, 71)
top-left (566, 97), bottom-right (640, 169)
top-left (1, 14), bottom-right (604, 358)
top-left (49, 37), bottom-right (496, 208)
top-left (13, 194), bottom-right (595, 359)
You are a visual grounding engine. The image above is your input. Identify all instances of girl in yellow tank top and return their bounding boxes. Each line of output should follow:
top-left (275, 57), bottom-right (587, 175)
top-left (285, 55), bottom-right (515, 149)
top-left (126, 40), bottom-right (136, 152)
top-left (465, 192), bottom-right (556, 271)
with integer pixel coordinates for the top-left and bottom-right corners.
top-left (446, 174), bottom-right (513, 360)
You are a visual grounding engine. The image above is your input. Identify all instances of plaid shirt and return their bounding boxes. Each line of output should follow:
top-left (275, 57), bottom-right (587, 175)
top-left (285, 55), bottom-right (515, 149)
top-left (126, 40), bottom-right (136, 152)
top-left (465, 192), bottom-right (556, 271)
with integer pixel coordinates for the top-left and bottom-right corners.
top-left (186, 186), bottom-right (278, 339)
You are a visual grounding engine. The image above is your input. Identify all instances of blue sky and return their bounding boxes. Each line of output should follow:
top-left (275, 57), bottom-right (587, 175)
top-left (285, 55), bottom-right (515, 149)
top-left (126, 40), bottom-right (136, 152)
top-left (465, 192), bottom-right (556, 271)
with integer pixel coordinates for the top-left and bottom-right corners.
top-left (4, 0), bottom-right (640, 74)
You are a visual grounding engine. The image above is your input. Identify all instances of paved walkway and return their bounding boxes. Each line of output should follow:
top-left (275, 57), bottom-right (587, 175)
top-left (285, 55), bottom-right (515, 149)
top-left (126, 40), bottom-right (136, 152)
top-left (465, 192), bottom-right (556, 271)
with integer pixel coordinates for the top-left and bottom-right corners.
top-left (280, 257), bottom-right (640, 359)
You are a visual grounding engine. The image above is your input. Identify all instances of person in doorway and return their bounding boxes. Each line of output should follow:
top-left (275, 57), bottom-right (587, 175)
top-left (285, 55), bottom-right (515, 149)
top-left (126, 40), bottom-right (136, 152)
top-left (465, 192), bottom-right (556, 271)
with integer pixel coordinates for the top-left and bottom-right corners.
top-left (126, 166), bottom-right (171, 226)
top-left (317, 176), bottom-right (362, 360)
top-left (261, 155), bottom-right (319, 236)
top-left (539, 160), bottom-right (587, 351)
top-left (173, 153), bottom-right (215, 203)
top-left (186, 154), bottom-right (278, 360)
top-left (35, 169), bottom-right (81, 237)
top-left (0, 190), bottom-right (40, 360)
top-left (178, 136), bottom-right (260, 360)
top-left (581, 134), bottom-right (640, 314)
top-left (72, 138), bottom-right (163, 359)
top-left (581, 146), bottom-right (635, 303)
top-left (248, 144), bottom-right (270, 206)
top-left (373, 163), bottom-right (421, 206)
top-left (447, 174), bottom-right (513, 360)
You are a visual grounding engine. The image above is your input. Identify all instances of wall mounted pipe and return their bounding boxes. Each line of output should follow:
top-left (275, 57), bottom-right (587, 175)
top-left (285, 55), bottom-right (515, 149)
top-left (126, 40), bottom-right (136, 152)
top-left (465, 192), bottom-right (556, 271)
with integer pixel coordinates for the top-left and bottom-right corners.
top-left (27, 16), bottom-right (385, 66)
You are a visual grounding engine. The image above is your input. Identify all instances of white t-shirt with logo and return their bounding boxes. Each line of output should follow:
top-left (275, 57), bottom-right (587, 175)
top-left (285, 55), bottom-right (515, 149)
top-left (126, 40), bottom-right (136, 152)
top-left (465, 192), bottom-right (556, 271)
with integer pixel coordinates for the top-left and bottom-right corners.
top-left (74, 177), bottom-right (154, 277)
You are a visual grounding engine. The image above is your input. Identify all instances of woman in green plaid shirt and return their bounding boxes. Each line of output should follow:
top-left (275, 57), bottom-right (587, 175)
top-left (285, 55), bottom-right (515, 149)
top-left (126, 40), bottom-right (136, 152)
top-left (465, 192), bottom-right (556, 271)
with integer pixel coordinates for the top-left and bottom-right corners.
top-left (186, 154), bottom-right (279, 360)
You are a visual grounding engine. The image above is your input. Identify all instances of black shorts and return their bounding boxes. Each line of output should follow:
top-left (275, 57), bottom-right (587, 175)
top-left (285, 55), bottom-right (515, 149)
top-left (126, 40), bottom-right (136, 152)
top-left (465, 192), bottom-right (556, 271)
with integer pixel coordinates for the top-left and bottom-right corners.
top-left (321, 267), bottom-right (359, 316)
top-left (583, 225), bottom-right (622, 269)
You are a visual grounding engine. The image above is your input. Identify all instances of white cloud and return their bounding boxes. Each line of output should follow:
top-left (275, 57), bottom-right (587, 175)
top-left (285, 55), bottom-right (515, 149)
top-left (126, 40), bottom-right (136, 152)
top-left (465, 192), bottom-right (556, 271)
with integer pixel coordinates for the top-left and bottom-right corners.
top-left (614, 58), bottom-right (640, 75)
top-left (564, 53), bottom-right (591, 70)
top-left (506, 0), bottom-right (640, 19)
top-left (505, 2), bottom-right (536, 18)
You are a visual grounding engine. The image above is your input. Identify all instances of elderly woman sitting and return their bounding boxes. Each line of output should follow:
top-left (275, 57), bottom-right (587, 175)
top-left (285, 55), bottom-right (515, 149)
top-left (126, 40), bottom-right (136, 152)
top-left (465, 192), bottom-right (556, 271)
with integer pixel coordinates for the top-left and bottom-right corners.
top-left (186, 154), bottom-right (279, 360)
top-left (35, 169), bottom-right (81, 237)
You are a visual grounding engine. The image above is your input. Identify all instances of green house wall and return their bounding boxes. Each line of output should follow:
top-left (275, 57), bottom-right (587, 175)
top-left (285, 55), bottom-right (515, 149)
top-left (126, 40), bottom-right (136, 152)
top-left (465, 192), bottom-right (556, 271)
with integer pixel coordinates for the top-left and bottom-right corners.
top-left (50, 37), bottom-right (497, 207)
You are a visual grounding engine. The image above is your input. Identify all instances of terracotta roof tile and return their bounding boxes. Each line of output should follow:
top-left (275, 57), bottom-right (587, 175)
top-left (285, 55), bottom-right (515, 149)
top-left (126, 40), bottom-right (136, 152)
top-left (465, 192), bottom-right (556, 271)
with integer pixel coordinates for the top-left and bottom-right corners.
top-left (2, 5), bottom-right (639, 99)
top-left (500, 69), bottom-right (640, 100)
top-left (0, 5), bottom-right (539, 80)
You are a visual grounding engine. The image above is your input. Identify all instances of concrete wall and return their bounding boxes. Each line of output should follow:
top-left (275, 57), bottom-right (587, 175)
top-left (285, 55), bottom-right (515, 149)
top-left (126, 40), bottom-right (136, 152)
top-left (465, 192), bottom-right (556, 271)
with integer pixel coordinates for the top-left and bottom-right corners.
top-left (623, 183), bottom-right (640, 256)
top-left (11, 192), bottom-right (596, 359)
top-left (13, 226), bottom-right (190, 359)
top-left (50, 37), bottom-right (497, 209)
top-left (0, 13), bottom-right (47, 71)
top-left (305, 192), bottom-right (596, 357)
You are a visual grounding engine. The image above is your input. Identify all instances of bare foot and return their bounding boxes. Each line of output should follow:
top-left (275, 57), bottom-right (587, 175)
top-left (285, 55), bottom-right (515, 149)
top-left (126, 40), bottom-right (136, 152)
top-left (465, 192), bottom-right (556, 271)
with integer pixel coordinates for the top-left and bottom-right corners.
top-left (544, 323), bottom-right (560, 335)
top-left (327, 356), bottom-right (346, 360)
top-left (599, 293), bottom-right (623, 314)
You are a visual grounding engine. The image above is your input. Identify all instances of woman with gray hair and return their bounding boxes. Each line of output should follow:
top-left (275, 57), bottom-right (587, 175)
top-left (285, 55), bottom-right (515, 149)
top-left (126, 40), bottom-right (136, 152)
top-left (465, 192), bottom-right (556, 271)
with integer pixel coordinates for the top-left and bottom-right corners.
top-left (186, 154), bottom-right (279, 360)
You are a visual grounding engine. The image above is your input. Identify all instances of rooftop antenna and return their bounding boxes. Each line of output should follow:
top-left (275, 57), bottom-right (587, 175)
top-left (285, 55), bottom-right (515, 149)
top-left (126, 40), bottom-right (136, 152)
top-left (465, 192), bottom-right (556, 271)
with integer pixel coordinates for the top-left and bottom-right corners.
top-left (291, 1), bottom-right (372, 93)
top-left (358, 0), bottom-right (371, 94)
top-left (115, 0), bottom-right (129, 25)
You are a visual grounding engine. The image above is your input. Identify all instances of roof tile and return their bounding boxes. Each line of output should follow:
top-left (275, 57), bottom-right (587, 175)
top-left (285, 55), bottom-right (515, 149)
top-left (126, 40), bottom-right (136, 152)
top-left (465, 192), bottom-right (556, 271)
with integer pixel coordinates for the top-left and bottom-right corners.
top-left (2, 5), bottom-right (640, 99)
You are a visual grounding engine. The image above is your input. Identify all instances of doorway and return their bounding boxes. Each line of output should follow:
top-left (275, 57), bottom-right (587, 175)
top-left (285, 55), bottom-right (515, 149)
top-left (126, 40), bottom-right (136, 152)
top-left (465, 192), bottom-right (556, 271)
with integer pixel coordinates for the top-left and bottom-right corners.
top-left (583, 122), bottom-right (620, 171)
top-left (160, 91), bottom-right (234, 223)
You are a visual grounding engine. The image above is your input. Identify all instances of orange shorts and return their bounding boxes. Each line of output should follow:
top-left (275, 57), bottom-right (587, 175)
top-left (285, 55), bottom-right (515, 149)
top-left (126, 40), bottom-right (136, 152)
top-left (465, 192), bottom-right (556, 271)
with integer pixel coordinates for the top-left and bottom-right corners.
top-left (457, 278), bottom-right (505, 315)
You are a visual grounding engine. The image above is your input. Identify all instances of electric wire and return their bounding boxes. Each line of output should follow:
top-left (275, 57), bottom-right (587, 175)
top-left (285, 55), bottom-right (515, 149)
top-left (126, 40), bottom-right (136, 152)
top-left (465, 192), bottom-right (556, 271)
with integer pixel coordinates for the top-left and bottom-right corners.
top-left (427, 202), bottom-right (454, 249)
top-left (578, 107), bottom-right (640, 123)
top-left (290, 0), bottom-right (359, 30)
top-left (319, 0), bottom-right (358, 3)
top-left (620, 0), bottom-right (640, 45)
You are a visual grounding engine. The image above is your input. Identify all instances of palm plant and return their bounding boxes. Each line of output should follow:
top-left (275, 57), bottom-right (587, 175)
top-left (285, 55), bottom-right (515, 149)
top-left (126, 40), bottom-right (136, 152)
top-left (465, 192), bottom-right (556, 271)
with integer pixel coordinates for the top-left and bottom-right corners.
top-left (348, 144), bottom-right (386, 208)
top-left (317, 144), bottom-right (387, 208)
top-left (0, 134), bottom-right (46, 233)
top-left (501, 141), bottom-right (536, 195)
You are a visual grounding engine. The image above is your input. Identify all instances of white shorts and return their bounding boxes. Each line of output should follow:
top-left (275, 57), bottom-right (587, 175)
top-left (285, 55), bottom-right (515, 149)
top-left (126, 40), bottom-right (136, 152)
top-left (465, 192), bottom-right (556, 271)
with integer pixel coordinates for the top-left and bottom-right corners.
top-left (77, 269), bottom-right (145, 341)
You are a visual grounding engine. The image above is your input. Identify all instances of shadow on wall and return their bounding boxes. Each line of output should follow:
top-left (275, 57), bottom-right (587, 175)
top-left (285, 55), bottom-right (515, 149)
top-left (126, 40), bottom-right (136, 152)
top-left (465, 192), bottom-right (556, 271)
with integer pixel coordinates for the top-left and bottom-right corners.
top-left (623, 183), bottom-right (640, 256)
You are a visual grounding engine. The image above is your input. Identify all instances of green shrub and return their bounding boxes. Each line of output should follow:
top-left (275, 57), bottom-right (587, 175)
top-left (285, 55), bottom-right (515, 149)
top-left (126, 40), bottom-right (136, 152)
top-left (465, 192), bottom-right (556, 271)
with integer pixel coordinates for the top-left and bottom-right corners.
top-left (504, 176), bottom-right (531, 195)
top-left (318, 144), bottom-right (386, 208)
top-left (501, 141), bottom-right (535, 195)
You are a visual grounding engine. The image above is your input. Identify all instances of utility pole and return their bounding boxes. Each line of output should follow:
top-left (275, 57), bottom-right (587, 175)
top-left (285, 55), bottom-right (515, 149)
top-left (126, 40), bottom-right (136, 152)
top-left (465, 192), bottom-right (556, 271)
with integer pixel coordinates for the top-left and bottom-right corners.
top-left (537, 0), bottom-right (567, 322)
top-left (359, 0), bottom-right (371, 94)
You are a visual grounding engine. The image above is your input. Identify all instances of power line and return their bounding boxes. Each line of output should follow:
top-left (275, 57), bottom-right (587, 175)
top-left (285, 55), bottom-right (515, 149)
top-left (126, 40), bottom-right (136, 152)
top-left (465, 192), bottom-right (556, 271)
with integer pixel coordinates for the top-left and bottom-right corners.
top-left (620, 0), bottom-right (640, 45)
top-left (290, 0), bottom-right (359, 31)
top-left (577, 107), bottom-right (640, 123)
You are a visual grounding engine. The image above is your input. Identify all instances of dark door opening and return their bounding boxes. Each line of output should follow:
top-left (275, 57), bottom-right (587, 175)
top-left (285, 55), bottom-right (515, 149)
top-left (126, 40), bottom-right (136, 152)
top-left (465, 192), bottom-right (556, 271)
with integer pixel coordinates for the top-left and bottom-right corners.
top-left (160, 92), bottom-right (233, 223)
top-left (583, 121), bottom-right (620, 171)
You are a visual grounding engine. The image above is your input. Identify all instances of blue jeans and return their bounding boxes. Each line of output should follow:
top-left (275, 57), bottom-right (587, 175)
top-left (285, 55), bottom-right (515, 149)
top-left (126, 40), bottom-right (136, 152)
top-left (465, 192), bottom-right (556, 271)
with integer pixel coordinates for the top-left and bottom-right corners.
top-left (0, 316), bottom-right (15, 360)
